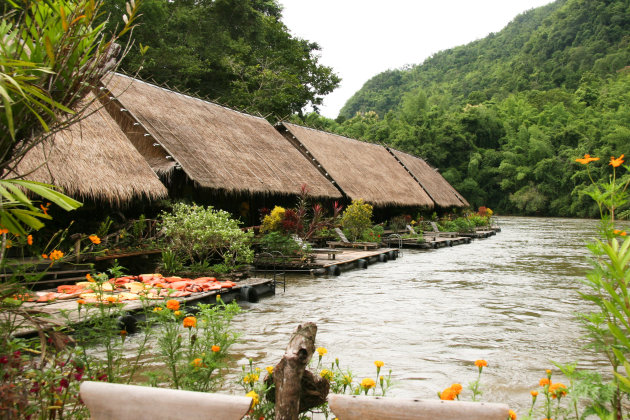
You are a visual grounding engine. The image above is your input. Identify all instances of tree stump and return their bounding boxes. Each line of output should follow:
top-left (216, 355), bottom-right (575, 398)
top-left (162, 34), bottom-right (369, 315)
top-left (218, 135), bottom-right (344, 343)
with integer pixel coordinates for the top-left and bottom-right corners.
top-left (270, 322), bottom-right (329, 420)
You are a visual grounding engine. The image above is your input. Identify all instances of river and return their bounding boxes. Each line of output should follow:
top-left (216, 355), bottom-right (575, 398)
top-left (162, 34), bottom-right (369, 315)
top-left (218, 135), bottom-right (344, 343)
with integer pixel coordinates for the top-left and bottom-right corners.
top-left (226, 216), bottom-right (628, 412)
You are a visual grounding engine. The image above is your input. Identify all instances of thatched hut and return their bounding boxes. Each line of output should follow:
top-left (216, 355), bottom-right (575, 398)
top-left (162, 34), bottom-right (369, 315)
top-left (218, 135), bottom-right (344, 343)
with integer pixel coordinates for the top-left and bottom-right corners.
top-left (13, 93), bottom-right (168, 205)
top-left (104, 73), bottom-right (341, 206)
top-left (278, 123), bottom-right (434, 209)
top-left (386, 147), bottom-right (469, 208)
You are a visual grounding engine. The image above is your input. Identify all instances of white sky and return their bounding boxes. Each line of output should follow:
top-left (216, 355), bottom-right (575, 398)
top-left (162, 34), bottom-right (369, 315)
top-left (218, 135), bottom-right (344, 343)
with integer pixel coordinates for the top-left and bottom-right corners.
top-left (278, 0), bottom-right (555, 118)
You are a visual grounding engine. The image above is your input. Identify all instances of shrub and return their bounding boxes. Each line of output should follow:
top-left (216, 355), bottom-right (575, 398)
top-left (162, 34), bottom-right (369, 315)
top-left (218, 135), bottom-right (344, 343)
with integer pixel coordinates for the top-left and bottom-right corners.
top-left (340, 199), bottom-right (373, 241)
top-left (260, 206), bottom-right (286, 233)
top-left (158, 203), bottom-right (253, 269)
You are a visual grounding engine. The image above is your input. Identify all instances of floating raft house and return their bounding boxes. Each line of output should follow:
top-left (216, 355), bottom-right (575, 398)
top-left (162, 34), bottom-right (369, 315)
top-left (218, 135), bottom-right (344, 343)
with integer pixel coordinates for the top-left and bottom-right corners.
top-left (278, 123), bottom-right (435, 208)
top-left (13, 93), bottom-right (168, 204)
top-left (104, 73), bottom-right (342, 201)
top-left (386, 147), bottom-right (469, 208)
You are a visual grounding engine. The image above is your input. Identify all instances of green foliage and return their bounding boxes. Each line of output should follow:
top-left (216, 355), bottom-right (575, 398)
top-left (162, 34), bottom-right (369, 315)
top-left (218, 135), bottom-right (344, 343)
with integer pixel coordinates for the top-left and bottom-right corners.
top-left (258, 231), bottom-right (305, 257)
top-left (101, 0), bottom-right (340, 118)
top-left (340, 199), bottom-right (373, 242)
top-left (158, 203), bottom-right (253, 270)
top-left (290, 0), bottom-right (630, 217)
top-left (153, 298), bottom-right (241, 392)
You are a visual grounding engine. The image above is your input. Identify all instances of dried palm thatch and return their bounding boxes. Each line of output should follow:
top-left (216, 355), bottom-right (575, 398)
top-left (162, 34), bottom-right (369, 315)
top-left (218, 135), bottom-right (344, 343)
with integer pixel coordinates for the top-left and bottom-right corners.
top-left (280, 123), bottom-right (434, 208)
top-left (13, 93), bottom-right (168, 204)
top-left (105, 73), bottom-right (341, 199)
top-left (387, 147), bottom-right (469, 208)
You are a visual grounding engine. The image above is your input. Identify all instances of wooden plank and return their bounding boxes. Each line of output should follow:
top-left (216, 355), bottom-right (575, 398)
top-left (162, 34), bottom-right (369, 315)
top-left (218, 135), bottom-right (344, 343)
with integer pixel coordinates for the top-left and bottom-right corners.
top-left (80, 381), bottom-right (252, 420)
top-left (328, 394), bottom-right (509, 420)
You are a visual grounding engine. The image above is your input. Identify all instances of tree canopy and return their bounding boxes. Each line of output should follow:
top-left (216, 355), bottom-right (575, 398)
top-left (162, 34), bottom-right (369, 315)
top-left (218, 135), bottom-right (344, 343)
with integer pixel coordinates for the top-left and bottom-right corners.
top-left (101, 0), bottom-right (340, 118)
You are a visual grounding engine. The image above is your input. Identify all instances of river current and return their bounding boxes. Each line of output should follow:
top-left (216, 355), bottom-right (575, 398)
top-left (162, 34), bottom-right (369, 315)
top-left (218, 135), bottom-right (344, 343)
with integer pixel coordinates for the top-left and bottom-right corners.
top-left (226, 216), bottom-right (629, 411)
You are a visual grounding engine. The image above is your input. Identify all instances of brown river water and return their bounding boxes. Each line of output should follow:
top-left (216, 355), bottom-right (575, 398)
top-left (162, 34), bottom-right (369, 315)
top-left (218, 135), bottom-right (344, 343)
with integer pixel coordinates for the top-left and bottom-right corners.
top-left (121, 216), bottom-right (630, 413)
top-left (226, 216), bottom-right (626, 411)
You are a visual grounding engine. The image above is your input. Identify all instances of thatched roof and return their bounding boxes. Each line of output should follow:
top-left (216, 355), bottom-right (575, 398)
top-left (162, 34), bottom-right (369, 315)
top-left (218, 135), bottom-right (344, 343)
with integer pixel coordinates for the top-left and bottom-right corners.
top-left (280, 123), bottom-right (434, 207)
top-left (105, 73), bottom-right (341, 199)
top-left (14, 93), bottom-right (168, 204)
top-left (387, 147), bottom-right (469, 208)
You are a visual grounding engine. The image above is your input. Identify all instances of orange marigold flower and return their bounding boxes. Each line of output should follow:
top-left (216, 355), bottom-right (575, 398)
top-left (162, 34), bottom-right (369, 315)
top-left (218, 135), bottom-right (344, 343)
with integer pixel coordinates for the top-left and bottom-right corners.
top-left (474, 359), bottom-right (487, 368)
top-left (613, 229), bottom-right (627, 236)
top-left (86, 273), bottom-right (95, 282)
top-left (41, 253), bottom-right (48, 259)
top-left (575, 154), bottom-right (600, 164)
top-left (120, 330), bottom-right (128, 337)
top-left (450, 383), bottom-right (463, 395)
top-left (211, 345), bottom-right (221, 352)
top-left (374, 360), bottom-right (384, 368)
top-left (166, 299), bottom-right (180, 311)
top-left (106, 296), bottom-right (117, 303)
top-left (610, 154), bottom-right (625, 168)
top-left (0, 228), bottom-right (8, 235)
top-left (531, 390), bottom-right (538, 397)
top-left (77, 299), bottom-right (86, 305)
top-left (508, 409), bottom-right (517, 420)
top-left (48, 250), bottom-right (64, 261)
top-left (440, 387), bottom-right (456, 400)
top-left (27, 235), bottom-right (33, 246)
top-left (191, 358), bottom-right (203, 368)
top-left (183, 316), bottom-right (197, 328)
top-left (5, 240), bottom-right (12, 249)
top-left (540, 378), bottom-right (550, 387)
top-left (361, 378), bottom-right (376, 390)
top-left (89, 234), bottom-right (101, 245)
top-left (549, 382), bottom-right (568, 399)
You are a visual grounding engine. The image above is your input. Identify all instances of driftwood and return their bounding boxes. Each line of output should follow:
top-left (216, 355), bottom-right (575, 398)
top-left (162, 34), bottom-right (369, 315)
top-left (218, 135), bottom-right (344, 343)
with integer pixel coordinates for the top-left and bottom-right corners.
top-left (269, 322), bottom-right (329, 420)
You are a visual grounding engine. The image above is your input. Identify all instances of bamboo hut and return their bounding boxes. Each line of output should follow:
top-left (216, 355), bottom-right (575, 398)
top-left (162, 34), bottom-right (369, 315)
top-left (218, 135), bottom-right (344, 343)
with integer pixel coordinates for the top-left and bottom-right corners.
top-left (387, 147), bottom-right (469, 208)
top-left (13, 93), bottom-right (168, 205)
top-left (104, 73), bottom-right (341, 202)
top-left (278, 123), bottom-right (434, 208)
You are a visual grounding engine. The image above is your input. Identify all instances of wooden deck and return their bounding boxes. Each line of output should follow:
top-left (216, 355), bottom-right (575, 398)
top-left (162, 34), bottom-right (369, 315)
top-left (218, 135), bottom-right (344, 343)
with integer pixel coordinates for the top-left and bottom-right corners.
top-left (13, 277), bottom-right (274, 337)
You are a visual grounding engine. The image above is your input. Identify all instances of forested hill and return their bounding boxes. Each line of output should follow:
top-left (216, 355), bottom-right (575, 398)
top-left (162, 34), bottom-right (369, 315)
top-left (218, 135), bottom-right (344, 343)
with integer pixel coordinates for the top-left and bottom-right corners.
top-left (340, 0), bottom-right (630, 119)
top-left (297, 0), bottom-right (630, 217)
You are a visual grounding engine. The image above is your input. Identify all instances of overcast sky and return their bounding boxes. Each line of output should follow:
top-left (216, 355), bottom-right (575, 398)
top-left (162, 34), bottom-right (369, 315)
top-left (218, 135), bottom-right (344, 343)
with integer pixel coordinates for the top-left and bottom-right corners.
top-left (278, 0), bottom-right (555, 118)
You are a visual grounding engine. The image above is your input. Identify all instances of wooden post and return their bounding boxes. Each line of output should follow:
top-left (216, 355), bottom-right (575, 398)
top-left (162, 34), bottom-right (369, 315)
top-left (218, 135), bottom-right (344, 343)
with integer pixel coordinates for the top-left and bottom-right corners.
top-left (271, 322), bottom-right (329, 420)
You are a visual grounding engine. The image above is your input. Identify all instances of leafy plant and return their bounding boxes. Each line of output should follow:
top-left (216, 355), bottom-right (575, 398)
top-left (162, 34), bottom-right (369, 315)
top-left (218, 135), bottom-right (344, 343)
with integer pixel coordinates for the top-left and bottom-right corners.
top-left (158, 203), bottom-right (253, 271)
top-left (340, 199), bottom-right (373, 242)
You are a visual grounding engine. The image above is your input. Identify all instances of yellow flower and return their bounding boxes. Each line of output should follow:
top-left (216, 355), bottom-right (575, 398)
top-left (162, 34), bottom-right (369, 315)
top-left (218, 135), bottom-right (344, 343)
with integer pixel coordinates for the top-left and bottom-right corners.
top-left (174, 310), bottom-right (182, 317)
top-left (166, 299), bottom-right (180, 311)
top-left (266, 366), bottom-right (274, 375)
top-left (183, 316), bottom-right (197, 328)
top-left (89, 234), bottom-right (101, 245)
top-left (374, 360), bottom-right (384, 368)
top-left (342, 375), bottom-right (352, 385)
top-left (508, 409), bottom-right (517, 420)
top-left (539, 378), bottom-right (550, 387)
top-left (153, 307), bottom-right (163, 312)
top-left (610, 154), bottom-right (625, 168)
top-left (246, 390), bottom-right (259, 407)
top-left (316, 347), bottom-right (327, 357)
top-left (361, 378), bottom-right (376, 390)
top-left (575, 154), bottom-right (600, 164)
top-left (211, 345), bottom-right (220, 352)
top-left (320, 369), bottom-right (333, 380)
